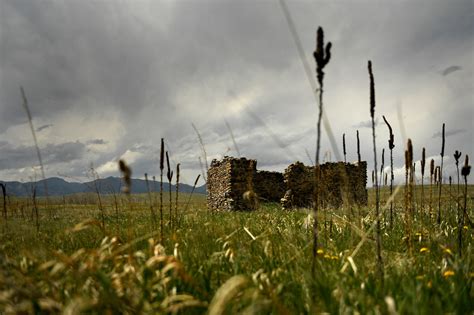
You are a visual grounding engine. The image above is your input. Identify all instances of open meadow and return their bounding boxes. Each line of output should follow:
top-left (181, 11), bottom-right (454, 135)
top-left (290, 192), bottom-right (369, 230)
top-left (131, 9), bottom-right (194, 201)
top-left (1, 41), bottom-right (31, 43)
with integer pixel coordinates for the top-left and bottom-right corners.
top-left (0, 186), bottom-right (472, 314)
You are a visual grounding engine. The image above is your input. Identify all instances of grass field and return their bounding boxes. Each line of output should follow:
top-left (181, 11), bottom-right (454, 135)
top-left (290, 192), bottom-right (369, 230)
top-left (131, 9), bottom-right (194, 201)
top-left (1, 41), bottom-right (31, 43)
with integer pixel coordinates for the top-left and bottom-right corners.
top-left (0, 186), bottom-right (472, 314)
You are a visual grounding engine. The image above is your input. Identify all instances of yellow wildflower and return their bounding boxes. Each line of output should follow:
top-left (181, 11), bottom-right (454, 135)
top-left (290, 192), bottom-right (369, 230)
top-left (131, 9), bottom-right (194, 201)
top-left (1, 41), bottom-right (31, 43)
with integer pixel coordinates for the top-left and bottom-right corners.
top-left (317, 249), bottom-right (324, 255)
top-left (463, 225), bottom-right (468, 230)
top-left (443, 248), bottom-right (452, 255)
top-left (420, 247), bottom-right (429, 253)
top-left (443, 270), bottom-right (455, 278)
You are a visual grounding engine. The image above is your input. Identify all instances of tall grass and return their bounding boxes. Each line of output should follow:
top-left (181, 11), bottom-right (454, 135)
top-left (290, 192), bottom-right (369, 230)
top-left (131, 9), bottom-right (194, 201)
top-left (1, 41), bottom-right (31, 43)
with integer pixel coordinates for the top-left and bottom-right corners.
top-left (368, 60), bottom-right (384, 282)
top-left (312, 26), bottom-right (332, 273)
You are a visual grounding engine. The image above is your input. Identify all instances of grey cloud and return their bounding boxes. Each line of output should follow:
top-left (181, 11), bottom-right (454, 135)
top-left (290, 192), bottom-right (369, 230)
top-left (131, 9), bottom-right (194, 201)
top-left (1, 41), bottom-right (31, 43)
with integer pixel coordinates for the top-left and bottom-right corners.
top-left (352, 119), bottom-right (379, 129)
top-left (87, 139), bottom-right (108, 145)
top-left (0, 0), bottom-right (472, 184)
top-left (0, 141), bottom-right (86, 170)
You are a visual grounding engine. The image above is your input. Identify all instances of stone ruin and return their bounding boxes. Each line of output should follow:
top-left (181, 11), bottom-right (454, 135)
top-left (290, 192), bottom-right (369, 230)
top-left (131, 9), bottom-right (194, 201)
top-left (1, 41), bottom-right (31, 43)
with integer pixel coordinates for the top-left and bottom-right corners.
top-left (280, 161), bottom-right (368, 209)
top-left (207, 156), bottom-right (367, 211)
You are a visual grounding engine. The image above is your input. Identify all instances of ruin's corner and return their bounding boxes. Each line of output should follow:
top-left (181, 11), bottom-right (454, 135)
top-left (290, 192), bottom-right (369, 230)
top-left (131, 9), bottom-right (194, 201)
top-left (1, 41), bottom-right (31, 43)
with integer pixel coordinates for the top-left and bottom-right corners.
top-left (207, 156), bottom-right (367, 211)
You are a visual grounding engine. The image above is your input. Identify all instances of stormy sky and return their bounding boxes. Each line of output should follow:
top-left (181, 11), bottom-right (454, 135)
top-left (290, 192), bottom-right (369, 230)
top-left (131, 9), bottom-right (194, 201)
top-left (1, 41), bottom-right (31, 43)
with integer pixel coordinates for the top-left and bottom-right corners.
top-left (0, 0), bottom-right (472, 186)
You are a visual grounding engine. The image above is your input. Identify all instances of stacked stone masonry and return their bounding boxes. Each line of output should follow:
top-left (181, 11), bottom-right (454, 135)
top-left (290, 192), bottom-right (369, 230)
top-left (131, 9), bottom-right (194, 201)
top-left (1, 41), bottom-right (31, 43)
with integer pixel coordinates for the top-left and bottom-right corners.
top-left (207, 156), bottom-right (367, 211)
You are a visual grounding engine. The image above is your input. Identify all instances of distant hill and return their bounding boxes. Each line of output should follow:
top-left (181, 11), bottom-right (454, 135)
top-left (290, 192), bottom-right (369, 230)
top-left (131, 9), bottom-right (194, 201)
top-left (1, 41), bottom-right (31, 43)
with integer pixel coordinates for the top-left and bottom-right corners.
top-left (0, 177), bottom-right (206, 197)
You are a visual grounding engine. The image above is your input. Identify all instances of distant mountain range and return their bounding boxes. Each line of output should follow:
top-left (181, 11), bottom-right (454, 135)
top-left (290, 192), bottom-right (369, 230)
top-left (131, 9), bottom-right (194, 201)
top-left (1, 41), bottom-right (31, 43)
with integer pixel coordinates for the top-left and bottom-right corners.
top-left (0, 177), bottom-right (207, 197)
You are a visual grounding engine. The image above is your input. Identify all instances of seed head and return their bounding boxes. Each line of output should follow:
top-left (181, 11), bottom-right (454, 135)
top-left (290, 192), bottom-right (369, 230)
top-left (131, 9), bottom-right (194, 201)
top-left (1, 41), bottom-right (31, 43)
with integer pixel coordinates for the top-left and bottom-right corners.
top-left (454, 150), bottom-right (462, 165)
top-left (461, 155), bottom-right (471, 177)
top-left (421, 147), bottom-right (426, 176)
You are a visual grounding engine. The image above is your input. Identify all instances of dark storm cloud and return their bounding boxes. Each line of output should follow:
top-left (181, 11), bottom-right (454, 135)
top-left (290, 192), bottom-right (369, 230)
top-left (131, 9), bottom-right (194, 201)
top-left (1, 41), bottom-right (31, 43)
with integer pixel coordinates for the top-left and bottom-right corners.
top-left (0, 140), bottom-right (86, 170)
top-left (0, 0), bottom-right (472, 184)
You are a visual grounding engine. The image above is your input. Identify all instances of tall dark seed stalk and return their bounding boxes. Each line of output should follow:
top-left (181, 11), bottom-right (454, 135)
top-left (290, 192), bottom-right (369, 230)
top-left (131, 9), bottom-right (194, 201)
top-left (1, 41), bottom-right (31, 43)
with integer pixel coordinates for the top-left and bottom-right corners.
top-left (380, 148), bottom-right (385, 211)
top-left (404, 140), bottom-right (414, 253)
top-left (312, 26), bottom-right (331, 272)
top-left (183, 175), bottom-right (201, 217)
top-left (160, 138), bottom-right (165, 242)
top-left (175, 163), bottom-right (180, 228)
top-left (145, 173), bottom-right (157, 231)
top-left (368, 60), bottom-right (384, 282)
top-left (421, 148), bottom-right (426, 216)
top-left (437, 123), bottom-right (445, 224)
top-left (32, 187), bottom-right (39, 233)
top-left (0, 184), bottom-right (6, 222)
top-left (429, 159), bottom-right (435, 222)
top-left (343, 133), bottom-right (347, 163)
top-left (382, 115), bottom-right (395, 228)
top-left (166, 151), bottom-right (174, 231)
top-left (454, 150), bottom-right (462, 204)
top-left (356, 130), bottom-right (361, 163)
top-left (459, 155), bottom-right (471, 256)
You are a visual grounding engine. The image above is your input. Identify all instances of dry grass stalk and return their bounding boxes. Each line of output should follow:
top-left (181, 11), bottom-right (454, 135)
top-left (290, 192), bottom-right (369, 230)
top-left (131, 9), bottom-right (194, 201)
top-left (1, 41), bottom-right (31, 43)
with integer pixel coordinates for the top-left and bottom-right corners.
top-left (160, 138), bottom-right (165, 242)
top-left (192, 123), bottom-right (208, 182)
top-left (118, 160), bottom-right (132, 195)
top-left (183, 175), bottom-right (201, 217)
top-left (368, 60), bottom-right (384, 282)
top-left (145, 173), bottom-right (157, 231)
top-left (382, 115), bottom-right (395, 228)
top-left (175, 163), bottom-right (180, 228)
top-left (405, 139), bottom-right (413, 253)
top-left (20, 87), bottom-right (51, 218)
top-left (429, 159), bottom-right (435, 222)
top-left (0, 183), bottom-right (6, 222)
top-left (454, 150), bottom-right (462, 204)
top-left (420, 148), bottom-right (426, 215)
top-left (225, 120), bottom-right (241, 157)
top-left (91, 167), bottom-right (106, 233)
top-left (437, 123), bottom-right (445, 224)
top-left (459, 155), bottom-right (471, 256)
top-left (343, 133), bottom-right (347, 163)
top-left (311, 26), bottom-right (332, 274)
top-left (166, 151), bottom-right (174, 231)
top-left (356, 130), bottom-right (361, 163)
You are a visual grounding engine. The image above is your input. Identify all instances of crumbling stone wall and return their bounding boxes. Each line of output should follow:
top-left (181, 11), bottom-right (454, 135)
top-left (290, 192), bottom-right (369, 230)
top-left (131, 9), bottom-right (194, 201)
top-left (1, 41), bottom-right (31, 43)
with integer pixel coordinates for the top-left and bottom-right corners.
top-left (281, 161), bottom-right (368, 209)
top-left (207, 156), bottom-right (367, 211)
top-left (207, 156), bottom-right (258, 211)
top-left (253, 171), bottom-right (285, 202)
top-left (280, 162), bottom-right (314, 209)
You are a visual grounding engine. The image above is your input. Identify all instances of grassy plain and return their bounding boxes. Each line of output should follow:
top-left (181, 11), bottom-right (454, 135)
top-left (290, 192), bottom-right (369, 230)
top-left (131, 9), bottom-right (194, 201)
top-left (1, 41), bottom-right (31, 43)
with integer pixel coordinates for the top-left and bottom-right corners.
top-left (0, 186), bottom-right (472, 314)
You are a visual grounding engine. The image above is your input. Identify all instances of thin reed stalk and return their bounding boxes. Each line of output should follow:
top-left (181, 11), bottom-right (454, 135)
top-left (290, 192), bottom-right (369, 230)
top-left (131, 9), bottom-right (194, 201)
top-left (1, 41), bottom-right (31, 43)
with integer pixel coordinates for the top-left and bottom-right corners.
top-left (429, 159), bottom-right (435, 222)
top-left (145, 173), bottom-right (157, 231)
top-left (183, 175), bottom-right (201, 219)
top-left (0, 184), bottom-right (6, 222)
top-left (175, 163), bottom-right (180, 228)
top-left (356, 130), bottom-right (361, 163)
top-left (382, 115), bottom-right (395, 228)
top-left (20, 87), bottom-right (51, 219)
top-left (420, 148), bottom-right (426, 216)
top-left (459, 155), bottom-right (470, 256)
top-left (192, 123), bottom-right (208, 182)
top-left (160, 138), bottom-right (165, 243)
top-left (437, 123), bottom-right (445, 224)
top-left (343, 133), bottom-right (346, 163)
top-left (166, 151), bottom-right (174, 231)
top-left (368, 60), bottom-right (384, 282)
top-left (312, 26), bottom-right (332, 274)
